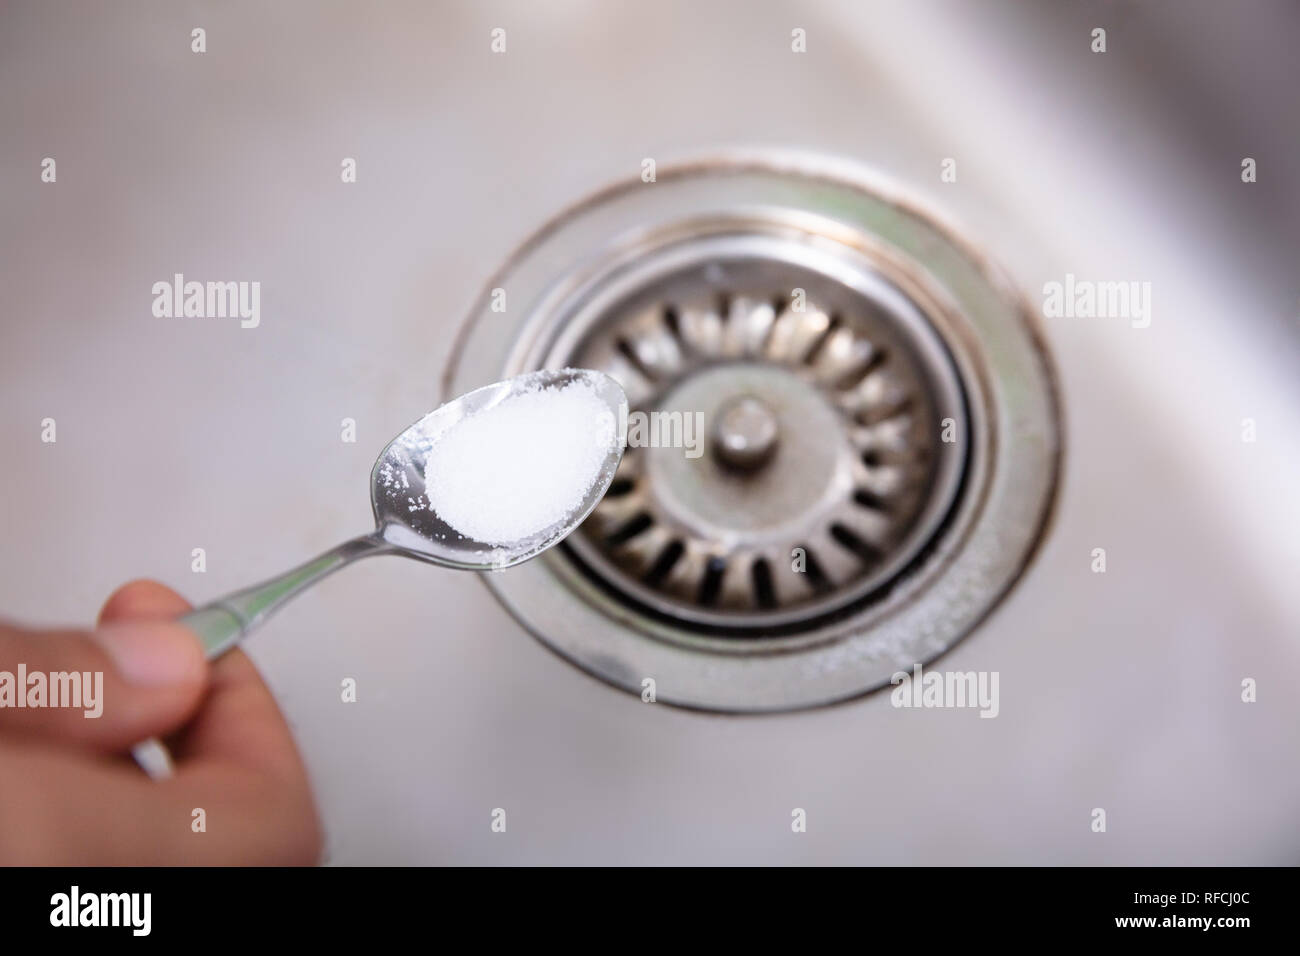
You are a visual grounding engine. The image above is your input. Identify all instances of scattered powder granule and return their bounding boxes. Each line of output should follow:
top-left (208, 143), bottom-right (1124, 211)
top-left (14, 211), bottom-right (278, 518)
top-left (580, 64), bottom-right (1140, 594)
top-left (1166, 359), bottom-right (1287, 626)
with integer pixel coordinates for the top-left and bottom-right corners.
top-left (423, 379), bottom-right (618, 546)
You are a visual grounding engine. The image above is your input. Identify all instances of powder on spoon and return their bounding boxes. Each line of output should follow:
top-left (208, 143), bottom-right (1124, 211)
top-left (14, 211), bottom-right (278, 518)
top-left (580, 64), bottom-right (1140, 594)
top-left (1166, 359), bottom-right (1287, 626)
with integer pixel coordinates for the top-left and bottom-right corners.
top-left (423, 378), bottom-right (618, 546)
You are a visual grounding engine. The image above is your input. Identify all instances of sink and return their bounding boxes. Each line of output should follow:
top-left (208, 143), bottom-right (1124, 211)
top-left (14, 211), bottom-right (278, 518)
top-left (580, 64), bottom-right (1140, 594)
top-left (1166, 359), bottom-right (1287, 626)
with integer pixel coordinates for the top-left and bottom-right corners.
top-left (1, 0), bottom-right (1295, 864)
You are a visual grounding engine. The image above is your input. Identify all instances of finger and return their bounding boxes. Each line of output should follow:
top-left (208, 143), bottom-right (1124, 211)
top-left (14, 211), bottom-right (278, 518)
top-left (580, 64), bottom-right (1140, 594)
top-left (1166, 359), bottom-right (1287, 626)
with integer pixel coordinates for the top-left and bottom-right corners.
top-left (165, 650), bottom-right (322, 862)
top-left (0, 616), bottom-right (206, 751)
top-left (0, 582), bottom-right (320, 865)
top-left (100, 583), bottom-right (319, 859)
top-left (98, 579), bottom-right (193, 625)
top-left (172, 649), bottom-right (314, 785)
top-left (0, 735), bottom-right (319, 865)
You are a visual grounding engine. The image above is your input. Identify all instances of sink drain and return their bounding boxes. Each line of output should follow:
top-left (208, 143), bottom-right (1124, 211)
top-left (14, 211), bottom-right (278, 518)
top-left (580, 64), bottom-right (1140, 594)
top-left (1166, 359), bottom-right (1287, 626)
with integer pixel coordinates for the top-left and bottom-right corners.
top-left (444, 153), bottom-right (1061, 711)
top-left (561, 248), bottom-right (968, 632)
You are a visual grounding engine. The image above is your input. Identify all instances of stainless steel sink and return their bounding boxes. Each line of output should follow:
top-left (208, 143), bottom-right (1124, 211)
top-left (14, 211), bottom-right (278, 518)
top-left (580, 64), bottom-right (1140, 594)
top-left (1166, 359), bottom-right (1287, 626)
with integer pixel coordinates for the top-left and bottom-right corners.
top-left (1, 0), bottom-right (1296, 864)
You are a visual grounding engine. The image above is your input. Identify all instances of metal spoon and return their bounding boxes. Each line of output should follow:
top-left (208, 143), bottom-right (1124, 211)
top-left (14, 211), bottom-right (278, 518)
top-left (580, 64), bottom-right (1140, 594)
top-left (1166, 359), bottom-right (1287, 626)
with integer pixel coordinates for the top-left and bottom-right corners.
top-left (131, 368), bottom-right (627, 776)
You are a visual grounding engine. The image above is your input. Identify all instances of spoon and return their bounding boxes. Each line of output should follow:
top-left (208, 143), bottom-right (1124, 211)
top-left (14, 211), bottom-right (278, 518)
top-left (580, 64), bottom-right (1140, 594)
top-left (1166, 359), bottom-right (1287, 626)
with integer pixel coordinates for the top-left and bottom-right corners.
top-left (130, 368), bottom-right (627, 776)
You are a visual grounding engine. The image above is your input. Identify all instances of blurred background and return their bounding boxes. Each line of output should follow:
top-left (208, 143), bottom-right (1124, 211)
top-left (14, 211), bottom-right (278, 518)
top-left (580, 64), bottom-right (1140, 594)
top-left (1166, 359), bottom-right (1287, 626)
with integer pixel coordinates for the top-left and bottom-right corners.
top-left (1, 0), bottom-right (1297, 863)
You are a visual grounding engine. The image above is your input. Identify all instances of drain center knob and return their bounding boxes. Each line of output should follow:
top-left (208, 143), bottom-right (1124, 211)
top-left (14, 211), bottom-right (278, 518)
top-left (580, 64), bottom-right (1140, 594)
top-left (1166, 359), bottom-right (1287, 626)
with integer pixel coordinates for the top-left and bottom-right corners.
top-left (712, 395), bottom-right (779, 471)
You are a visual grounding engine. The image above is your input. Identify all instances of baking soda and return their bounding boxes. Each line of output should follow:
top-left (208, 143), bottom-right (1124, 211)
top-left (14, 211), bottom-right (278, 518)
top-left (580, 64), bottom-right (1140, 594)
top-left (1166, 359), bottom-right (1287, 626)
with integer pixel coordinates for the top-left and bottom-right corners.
top-left (424, 379), bottom-right (618, 545)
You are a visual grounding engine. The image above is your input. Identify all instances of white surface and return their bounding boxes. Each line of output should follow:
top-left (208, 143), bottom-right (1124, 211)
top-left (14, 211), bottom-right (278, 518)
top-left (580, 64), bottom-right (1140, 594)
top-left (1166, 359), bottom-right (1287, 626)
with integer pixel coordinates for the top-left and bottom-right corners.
top-left (1, 1), bottom-right (1297, 864)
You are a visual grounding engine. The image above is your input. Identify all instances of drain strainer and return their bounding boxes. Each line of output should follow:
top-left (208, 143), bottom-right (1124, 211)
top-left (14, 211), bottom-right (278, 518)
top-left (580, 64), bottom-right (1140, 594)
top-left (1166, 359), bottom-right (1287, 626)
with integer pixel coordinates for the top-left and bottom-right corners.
top-left (444, 153), bottom-right (1060, 711)
top-left (560, 249), bottom-right (967, 632)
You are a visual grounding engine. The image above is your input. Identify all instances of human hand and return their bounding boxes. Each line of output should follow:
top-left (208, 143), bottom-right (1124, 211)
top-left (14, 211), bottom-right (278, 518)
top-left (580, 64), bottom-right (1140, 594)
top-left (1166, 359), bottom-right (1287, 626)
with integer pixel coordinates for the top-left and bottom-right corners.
top-left (0, 580), bottom-right (322, 865)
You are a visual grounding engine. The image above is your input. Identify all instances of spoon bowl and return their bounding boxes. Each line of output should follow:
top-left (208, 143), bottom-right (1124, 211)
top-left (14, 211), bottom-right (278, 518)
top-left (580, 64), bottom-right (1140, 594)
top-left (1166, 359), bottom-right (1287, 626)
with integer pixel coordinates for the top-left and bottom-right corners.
top-left (371, 367), bottom-right (628, 569)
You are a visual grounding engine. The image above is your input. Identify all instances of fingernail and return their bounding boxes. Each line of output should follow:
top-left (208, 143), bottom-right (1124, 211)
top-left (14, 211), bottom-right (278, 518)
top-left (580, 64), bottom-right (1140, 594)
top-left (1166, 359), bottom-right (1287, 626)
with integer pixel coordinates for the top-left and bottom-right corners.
top-left (93, 621), bottom-right (206, 686)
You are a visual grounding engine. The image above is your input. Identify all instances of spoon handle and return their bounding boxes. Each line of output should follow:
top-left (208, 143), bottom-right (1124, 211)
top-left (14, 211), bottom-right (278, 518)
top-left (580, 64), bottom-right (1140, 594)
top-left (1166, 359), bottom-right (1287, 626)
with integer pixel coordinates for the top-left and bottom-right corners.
top-left (129, 533), bottom-right (390, 779)
top-left (179, 534), bottom-right (390, 659)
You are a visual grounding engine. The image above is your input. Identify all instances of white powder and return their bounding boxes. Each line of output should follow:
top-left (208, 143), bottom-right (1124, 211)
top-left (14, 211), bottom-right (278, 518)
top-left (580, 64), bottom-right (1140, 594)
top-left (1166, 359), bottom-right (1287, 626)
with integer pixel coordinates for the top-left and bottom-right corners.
top-left (423, 378), bottom-right (618, 546)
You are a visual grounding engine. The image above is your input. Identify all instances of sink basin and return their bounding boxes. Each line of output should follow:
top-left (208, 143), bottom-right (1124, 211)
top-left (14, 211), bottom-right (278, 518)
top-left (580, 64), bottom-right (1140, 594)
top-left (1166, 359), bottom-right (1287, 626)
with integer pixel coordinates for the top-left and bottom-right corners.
top-left (1, 0), bottom-right (1295, 864)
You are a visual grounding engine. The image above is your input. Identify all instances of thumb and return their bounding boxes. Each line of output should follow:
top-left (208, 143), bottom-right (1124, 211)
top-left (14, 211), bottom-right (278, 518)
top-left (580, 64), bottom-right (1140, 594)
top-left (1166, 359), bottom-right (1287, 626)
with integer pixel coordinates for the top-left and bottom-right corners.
top-left (0, 595), bottom-right (206, 752)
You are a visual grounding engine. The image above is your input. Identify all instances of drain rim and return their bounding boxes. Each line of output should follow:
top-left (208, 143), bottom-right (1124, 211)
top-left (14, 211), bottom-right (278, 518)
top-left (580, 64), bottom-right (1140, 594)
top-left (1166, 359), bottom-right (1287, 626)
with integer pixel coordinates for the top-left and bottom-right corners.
top-left (442, 152), bottom-right (1062, 712)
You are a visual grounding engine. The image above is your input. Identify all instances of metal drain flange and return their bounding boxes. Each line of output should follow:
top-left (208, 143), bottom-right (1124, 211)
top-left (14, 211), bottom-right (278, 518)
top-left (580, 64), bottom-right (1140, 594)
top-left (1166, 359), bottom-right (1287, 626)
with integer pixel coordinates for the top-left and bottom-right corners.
top-left (444, 153), bottom-right (1061, 712)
